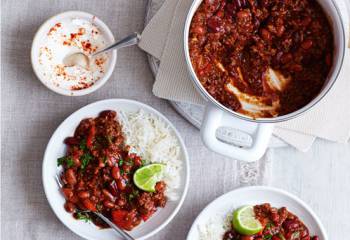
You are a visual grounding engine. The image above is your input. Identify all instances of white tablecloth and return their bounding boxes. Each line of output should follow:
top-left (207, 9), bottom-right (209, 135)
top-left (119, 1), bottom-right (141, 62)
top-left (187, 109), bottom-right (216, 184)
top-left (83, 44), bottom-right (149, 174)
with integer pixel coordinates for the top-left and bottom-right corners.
top-left (1, 1), bottom-right (350, 239)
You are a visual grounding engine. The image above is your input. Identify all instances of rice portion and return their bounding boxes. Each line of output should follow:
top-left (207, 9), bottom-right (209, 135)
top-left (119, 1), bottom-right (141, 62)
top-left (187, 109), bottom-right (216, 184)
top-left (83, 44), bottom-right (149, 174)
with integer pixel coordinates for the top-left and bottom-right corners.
top-left (197, 212), bottom-right (232, 240)
top-left (118, 110), bottom-right (182, 201)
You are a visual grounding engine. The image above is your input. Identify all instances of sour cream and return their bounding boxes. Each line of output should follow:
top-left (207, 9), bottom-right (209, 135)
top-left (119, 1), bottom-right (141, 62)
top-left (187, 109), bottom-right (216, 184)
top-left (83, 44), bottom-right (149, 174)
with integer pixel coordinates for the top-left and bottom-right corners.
top-left (37, 18), bottom-right (110, 91)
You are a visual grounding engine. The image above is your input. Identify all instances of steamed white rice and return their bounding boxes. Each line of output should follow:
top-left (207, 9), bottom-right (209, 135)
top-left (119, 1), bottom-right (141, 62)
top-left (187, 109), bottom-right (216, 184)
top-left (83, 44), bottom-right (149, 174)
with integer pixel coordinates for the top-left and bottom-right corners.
top-left (118, 110), bottom-right (183, 201)
top-left (197, 212), bottom-right (232, 240)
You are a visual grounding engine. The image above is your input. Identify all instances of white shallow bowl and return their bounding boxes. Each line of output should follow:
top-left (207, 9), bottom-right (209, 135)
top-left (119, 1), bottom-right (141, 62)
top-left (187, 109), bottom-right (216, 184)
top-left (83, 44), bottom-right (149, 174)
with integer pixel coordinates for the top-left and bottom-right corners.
top-left (31, 11), bottom-right (117, 96)
top-left (42, 99), bottom-right (190, 240)
top-left (187, 186), bottom-right (328, 240)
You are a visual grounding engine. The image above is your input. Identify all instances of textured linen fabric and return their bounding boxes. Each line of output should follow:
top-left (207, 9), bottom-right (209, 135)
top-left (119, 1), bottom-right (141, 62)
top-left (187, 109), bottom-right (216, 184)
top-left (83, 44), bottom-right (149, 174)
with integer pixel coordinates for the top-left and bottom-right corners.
top-left (139, 0), bottom-right (350, 147)
top-left (1, 1), bottom-right (272, 240)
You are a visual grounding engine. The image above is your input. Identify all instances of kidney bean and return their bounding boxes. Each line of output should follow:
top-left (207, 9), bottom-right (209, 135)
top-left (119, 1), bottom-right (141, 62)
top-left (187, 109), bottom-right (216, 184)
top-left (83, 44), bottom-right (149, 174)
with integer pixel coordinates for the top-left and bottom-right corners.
top-left (133, 157), bottom-right (142, 167)
top-left (237, 9), bottom-right (250, 20)
top-left (64, 201), bottom-right (75, 213)
top-left (301, 39), bottom-right (313, 50)
top-left (117, 179), bottom-right (127, 191)
top-left (108, 181), bottom-right (118, 196)
top-left (69, 195), bottom-right (79, 204)
top-left (103, 200), bottom-right (115, 209)
top-left (111, 166), bottom-right (121, 180)
top-left (207, 16), bottom-right (224, 33)
top-left (311, 237), bottom-right (319, 240)
top-left (276, 25), bottom-right (285, 37)
top-left (102, 189), bottom-right (115, 201)
top-left (62, 188), bottom-right (73, 200)
top-left (122, 164), bottom-right (132, 173)
top-left (82, 198), bottom-right (96, 211)
top-left (261, 28), bottom-right (271, 41)
top-left (77, 191), bottom-right (90, 199)
top-left (65, 169), bottom-right (77, 186)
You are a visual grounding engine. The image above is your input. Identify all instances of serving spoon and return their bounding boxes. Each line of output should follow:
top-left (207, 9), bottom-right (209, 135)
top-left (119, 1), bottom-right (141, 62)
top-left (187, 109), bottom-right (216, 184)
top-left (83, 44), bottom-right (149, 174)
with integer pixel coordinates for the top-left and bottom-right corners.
top-left (63, 32), bottom-right (140, 69)
top-left (55, 174), bottom-right (135, 240)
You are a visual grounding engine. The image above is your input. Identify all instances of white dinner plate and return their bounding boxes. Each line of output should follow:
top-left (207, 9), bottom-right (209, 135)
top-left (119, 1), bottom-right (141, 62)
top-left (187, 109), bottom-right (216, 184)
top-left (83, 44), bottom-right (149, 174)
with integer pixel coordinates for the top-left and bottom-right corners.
top-left (42, 98), bottom-right (190, 240)
top-left (187, 186), bottom-right (327, 240)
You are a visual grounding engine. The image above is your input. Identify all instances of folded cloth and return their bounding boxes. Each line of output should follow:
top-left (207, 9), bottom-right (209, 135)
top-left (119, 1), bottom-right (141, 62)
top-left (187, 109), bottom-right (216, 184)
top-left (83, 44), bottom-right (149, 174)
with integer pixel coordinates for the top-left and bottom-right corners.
top-left (139, 0), bottom-right (350, 150)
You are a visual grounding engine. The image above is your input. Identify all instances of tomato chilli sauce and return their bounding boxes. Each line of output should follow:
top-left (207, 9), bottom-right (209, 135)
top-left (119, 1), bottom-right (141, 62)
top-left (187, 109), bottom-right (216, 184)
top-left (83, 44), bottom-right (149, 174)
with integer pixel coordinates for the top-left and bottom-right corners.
top-left (58, 110), bottom-right (167, 230)
top-left (189, 0), bottom-right (333, 118)
top-left (224, 204), bottom-right (319, 240)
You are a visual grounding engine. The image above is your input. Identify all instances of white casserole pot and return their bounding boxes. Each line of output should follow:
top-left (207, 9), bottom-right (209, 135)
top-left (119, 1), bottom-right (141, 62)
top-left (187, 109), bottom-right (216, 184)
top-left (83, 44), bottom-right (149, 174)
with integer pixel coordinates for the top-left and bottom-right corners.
top-left (184, 0), bottom-right (346, 161)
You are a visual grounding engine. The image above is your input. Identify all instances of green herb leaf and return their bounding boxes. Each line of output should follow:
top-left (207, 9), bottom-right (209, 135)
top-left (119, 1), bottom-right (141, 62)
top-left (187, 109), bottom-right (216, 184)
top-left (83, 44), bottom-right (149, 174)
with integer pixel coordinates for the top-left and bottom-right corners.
top-left (76, 212), bottom-right (91, 222)
top-left (141, 159), bottom-right (147, 166)
top-left (66, 158), bottom-right (75, 168)
top-left (79, 139), bottom-right (87, 151)
top-left (263, 234), bottom-right (272, 240)
top-left (80, 153), bottom-right (93, 169)
top-left (118, 159), bottom-right (124, 166)
top-left (57, 156), bottom-right (74, 167)
top-left (266, 222), bottom-right (274, 230)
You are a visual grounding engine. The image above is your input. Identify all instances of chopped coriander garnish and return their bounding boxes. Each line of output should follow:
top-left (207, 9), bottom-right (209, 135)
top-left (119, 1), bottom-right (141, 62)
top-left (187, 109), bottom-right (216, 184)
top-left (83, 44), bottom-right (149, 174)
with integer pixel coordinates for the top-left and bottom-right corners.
top-left (76, 212), bottom-right (91, 222)
top-left (263, 234), bottom-right (272, 240)
top-left (118, 159), bottom-right (124, 166)
top-left (266, 222), bottom-right (274, 229)
top-left (57, 156), bottom-right (74, 168)
top-left (79, 139), bottom-right (87, 151)
top-left (80, 153), bottom-right (93, 169)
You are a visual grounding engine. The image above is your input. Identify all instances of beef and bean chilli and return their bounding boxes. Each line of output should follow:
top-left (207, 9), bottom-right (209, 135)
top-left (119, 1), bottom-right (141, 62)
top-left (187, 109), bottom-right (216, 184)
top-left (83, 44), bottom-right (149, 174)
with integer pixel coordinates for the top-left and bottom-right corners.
top-left (58, 110), bottom-right (167, 230)
top-left (189, 0), bottom-right (334, 118)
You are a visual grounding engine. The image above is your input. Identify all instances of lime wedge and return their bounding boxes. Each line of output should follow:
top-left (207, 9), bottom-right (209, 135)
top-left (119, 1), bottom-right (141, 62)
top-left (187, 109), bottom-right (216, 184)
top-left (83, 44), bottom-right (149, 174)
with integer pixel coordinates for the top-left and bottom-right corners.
top-left (232, 205), bottom-right (263, 235)
top-left (133, 164), bottom-right (165, 192)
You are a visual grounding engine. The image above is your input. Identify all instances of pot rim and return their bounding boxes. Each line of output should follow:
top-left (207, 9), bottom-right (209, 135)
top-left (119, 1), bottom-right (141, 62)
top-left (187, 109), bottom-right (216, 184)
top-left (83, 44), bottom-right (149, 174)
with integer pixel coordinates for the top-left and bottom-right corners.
top-left (183, 0), bottom-right (346, 123)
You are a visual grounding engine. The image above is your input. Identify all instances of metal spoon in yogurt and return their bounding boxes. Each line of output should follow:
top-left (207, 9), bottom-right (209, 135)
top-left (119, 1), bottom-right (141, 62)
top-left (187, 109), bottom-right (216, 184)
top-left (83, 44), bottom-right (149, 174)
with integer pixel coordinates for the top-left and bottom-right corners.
top-left (63, 32), bottom-right (140, 69)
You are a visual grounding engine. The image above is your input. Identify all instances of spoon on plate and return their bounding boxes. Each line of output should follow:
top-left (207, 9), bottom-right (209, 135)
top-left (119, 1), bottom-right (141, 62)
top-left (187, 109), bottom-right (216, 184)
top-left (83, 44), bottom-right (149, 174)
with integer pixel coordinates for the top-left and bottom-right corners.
top-left (55, 174), bottom-right (135, 240)
top-left (63, 32), bottom-right (140, 69)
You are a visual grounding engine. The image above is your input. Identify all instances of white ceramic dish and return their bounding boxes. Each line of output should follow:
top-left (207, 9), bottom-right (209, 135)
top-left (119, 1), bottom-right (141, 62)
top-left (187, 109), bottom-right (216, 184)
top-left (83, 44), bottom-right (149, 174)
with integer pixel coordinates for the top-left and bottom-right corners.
top-left (42, 99), bottom-right (190, 240)
top-left (31, 11), bottom-right (117, 96)
top-left (187, 186), bottom-right (328, 240)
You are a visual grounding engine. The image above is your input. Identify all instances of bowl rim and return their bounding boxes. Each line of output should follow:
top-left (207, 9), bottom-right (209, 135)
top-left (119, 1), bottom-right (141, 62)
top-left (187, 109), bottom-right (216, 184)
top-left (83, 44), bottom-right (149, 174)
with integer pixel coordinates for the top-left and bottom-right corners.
top-left (42, 98), bottom-right (190, 240)
top-left (31, 11), bottom-right (117, 96)
top-left (186, 186), bottom-right (328, 240)
top-left (183, 0), bottom-right (346, 123)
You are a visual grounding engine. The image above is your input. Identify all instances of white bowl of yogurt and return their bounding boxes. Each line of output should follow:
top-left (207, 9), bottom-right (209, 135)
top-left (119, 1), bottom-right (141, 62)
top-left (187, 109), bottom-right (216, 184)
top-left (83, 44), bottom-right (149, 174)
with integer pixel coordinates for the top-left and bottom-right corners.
top-left (31, 11), bottom-right (117, 96)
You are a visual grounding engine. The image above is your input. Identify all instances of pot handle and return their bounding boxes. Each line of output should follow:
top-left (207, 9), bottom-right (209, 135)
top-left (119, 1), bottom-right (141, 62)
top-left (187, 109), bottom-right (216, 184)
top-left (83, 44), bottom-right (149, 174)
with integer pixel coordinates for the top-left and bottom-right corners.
top-left (201, 103), bottom-right (274, 161)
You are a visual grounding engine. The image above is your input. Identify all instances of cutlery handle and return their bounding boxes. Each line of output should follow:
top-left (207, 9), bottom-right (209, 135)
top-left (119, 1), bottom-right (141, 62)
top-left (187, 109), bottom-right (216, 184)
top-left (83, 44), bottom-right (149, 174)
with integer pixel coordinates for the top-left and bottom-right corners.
top-left (92, 32), bottom-right (140, 57)
top-left (94, 212), bottom-right (135, 240)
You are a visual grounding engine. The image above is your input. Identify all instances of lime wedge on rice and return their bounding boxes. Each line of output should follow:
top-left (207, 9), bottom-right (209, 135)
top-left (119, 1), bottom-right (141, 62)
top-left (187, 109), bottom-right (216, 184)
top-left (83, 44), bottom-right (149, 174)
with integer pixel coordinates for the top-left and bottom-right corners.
top-left (133, 163), bottom-right (165, 192)
top-left (232, 205), bottom-right (263, 235)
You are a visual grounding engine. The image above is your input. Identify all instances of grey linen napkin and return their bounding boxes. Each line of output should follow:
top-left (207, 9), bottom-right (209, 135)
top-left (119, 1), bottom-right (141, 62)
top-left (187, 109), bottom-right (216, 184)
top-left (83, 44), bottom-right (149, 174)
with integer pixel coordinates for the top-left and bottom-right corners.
top-left (139, 0), bottom-right (350, 151)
